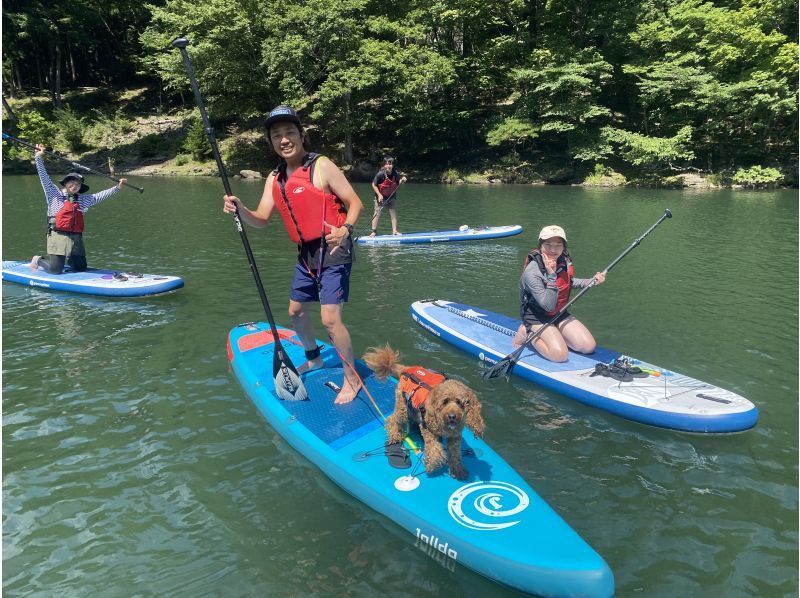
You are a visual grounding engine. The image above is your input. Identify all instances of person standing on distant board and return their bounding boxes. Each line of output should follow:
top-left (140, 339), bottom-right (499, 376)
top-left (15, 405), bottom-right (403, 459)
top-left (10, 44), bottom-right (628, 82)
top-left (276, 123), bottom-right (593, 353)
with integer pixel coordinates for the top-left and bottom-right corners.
top-left (512, 225), bottom-right (606, 362)
top-left (369, 156), bottom-right (407, 236)
top-left (29, 143), bottom-right (127, 274)
top-left (222, 106), bottom-right (364, 404)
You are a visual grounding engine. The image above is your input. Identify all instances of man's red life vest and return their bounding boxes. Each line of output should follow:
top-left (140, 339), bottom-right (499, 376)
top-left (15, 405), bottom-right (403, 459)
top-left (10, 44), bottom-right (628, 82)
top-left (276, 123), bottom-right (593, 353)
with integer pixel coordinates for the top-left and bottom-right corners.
top-left (377, 173), bottom-right (399, 199)
top-left (399, 366), bottom-right (447, 409)
top-left (54, 195), bottom-right (85, 234)
top-left (272, 154), bottom-right (347, 245)
top-left (523, 249), bottom-right (574, 316)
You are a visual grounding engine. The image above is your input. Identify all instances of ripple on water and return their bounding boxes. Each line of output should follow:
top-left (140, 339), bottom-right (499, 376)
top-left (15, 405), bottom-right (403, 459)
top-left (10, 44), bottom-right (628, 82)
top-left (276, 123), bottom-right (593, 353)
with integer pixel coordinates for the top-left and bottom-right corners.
top-left (3, 181), bottom-right (797, 596)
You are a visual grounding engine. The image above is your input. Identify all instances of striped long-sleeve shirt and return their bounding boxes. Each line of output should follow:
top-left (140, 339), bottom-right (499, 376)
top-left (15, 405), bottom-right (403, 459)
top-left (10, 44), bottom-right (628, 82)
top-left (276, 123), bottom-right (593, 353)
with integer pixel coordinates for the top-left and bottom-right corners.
top-left (36, 156), bottom-right (120, 217)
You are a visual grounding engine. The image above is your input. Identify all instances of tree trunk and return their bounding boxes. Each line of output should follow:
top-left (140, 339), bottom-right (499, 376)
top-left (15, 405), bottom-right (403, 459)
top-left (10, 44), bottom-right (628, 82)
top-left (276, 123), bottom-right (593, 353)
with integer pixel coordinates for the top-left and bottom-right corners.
top-left (48, 44), bottom-right (55, 103)
top-left (53, 43), bottom-right (63, 107)
top-left (3, 75), bottom-right (12, 99)
top-left (94, 48), bottom-right (106, 85)
top-left (526, 0), bottom-right (541, 49)
top-left (67, 38), bottom-right (77, 85)
top-left (35, 48), bottom-right (44, 91)
top-left (343, 93), bottom-right (353, 164)
top-left (5, 65), bottom-right (17, 97)
top-left (454, 19), bottom-right (464, 56)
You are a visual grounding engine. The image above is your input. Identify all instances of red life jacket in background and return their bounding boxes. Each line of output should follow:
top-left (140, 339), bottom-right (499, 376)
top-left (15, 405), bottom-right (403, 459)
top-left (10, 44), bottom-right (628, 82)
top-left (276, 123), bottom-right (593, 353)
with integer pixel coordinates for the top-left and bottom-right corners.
top-left (54, 195), bottom-right (85, 233)
top-left (399, 366), bottom-right (447, 409)
top-left (377, 173), bottom-right (399, 199)
top-left (272, 153), bottom-right (347, 244)
top-left (523, 249), bottom-right (574, 316)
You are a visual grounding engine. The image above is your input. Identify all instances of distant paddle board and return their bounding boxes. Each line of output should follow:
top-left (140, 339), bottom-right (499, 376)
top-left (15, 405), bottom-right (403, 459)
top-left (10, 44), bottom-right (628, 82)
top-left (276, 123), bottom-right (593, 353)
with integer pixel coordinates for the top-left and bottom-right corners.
top-left (228, 323), bottom-right (614, 597)
top-left (2, 260), bottom-right (184, 297)
top-left (356, 225), bottom-right (523, 245)
top-left (411, 300), bottom-right (758, 433)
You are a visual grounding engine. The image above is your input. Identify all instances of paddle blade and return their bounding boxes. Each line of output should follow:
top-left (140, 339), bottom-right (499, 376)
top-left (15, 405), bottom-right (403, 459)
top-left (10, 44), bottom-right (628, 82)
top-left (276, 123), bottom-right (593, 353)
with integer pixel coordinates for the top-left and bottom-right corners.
top-left (482, 357), bottom-right (516, 380)
top-left (273, 349), bottom-right (308, 401)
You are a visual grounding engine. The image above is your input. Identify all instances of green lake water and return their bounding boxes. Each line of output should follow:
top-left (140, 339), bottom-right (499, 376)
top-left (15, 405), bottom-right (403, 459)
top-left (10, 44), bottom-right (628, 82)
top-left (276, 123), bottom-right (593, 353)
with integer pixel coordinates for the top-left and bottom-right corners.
top-left (2, 174), bottom-right (798, 596)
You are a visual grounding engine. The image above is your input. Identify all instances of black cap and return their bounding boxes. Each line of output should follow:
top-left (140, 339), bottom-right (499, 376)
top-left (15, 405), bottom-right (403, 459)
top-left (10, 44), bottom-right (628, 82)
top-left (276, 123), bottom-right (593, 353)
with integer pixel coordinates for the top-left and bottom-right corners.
top-left (59, 172), bottom-right (89, 193)
top-left (265, 105), bottom-right (302, 129)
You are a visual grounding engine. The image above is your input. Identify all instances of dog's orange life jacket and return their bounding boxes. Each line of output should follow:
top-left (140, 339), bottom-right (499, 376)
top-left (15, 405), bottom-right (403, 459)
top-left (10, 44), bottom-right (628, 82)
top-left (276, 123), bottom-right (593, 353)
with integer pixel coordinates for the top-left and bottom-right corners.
top-left (399, 366), bottom-right (447, 409)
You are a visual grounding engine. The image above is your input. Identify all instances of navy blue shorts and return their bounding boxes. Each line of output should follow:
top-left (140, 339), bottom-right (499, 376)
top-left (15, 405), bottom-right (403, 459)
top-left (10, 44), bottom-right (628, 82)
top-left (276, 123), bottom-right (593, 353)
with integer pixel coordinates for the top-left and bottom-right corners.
top-left (376, 194), bottom-right (396, 209)
top-left (290, 262), bottom-right (351, 305)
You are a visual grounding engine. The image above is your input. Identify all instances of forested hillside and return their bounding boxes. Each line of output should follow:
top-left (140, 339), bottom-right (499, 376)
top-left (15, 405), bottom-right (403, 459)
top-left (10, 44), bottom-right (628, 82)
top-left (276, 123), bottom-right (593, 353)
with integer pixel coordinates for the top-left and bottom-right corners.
top-left (3, 0), bottom-right (798, 186)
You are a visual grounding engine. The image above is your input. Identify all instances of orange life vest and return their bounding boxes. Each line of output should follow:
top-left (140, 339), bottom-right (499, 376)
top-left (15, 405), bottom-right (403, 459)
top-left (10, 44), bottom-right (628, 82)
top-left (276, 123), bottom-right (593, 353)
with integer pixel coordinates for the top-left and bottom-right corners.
top-left (523, 249), bottom-right (574, 316)
top-left (273, 153), bottom-right (347, 245)
top-left (54, 195), bottom-right (85, 234)
top-left (399, 366), bottom-right (447, 409)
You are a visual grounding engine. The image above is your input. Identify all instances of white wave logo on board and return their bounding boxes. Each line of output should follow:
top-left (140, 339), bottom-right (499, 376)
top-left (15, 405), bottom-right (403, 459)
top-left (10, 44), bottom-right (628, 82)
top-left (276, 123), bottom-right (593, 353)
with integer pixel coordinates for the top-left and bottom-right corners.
top-left (448, 481), bottom-right (529, 531)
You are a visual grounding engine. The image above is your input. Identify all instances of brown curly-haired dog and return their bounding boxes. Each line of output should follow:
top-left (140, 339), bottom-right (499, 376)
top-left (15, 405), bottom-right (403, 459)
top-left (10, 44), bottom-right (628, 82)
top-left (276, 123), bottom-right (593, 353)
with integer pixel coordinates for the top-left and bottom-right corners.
top-left (363, 344), bottom-right (485, 480)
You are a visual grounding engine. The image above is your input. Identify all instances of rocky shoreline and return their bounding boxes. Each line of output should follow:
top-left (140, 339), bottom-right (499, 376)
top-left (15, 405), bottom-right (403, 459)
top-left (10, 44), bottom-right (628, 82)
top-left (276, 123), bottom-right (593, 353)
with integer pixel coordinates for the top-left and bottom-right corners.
top-left (5, 157), bottom-right (788, 190)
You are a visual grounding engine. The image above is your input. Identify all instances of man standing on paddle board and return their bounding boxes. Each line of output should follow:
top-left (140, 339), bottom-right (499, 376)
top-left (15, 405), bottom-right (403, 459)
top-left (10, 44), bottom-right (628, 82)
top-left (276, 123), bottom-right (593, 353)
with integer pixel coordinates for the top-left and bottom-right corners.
top-left (223, 106), bottom-right (364, 404)
top-left (29, 143), bottom-right (128, 274)
top-left (512, 225), bottom-right (606, 362)
top-left (369, 156), bottom-right (406, 236)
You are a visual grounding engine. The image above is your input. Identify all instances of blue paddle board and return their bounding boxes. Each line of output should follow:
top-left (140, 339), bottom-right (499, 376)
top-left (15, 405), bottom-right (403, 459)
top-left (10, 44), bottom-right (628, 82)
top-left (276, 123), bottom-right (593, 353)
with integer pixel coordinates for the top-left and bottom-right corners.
top-left (411, 300), bottom-right (758, 433)
top-left (227, 322), bottom-right (613, 597)
top-left (2, 260), bottom-right (184, 297)
top-left (356, 225), bottom-right (523, 245)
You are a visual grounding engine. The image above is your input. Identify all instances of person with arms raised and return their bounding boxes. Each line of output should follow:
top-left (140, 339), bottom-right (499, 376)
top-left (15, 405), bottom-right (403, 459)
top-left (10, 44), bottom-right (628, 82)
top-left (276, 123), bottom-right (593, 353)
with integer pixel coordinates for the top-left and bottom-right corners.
top-left (29, 143), bottom-right (127, 274)
top-left (223, 106), bottom-right (364, 404)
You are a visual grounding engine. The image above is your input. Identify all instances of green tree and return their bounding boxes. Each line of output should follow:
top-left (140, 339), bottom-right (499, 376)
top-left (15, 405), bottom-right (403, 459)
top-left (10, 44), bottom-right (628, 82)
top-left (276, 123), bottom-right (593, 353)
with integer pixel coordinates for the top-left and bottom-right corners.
top-left (2, 110), bottom-right (57, 160)
top-left (141, 0), bottom-right (463, 163)
top-left (182, 113), bottom-right (212, 160)
top-left (3, 0), bottom-right (160, 102)
top-left (510, 49), bottom-right (614, 163)
top-left (486, 117), bottom-right (539, 156)
top-left (602, 124), bottom-right (695, 168)
top-left (624, 0), bottom-right (798, 170)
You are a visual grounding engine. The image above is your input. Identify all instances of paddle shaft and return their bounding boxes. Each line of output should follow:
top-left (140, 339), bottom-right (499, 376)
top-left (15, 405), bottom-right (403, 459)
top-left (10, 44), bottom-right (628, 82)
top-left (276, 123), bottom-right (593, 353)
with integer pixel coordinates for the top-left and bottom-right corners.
top-left (486, 209), bottom-right (672, 377)
top-left (172, 37), bottom-right (307, 400)
top-left (171, 38), bottom-right (282, 336)
top-left (2, 132), bottom-right (144, 193)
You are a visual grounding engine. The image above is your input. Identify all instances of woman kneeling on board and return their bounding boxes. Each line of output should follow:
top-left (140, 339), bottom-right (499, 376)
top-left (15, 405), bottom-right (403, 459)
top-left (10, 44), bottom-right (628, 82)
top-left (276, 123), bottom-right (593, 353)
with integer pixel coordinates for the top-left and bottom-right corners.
top-left (512, 225), bottom-right (606, 362)
top-left (29, 143), bottom-right (127, 274)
